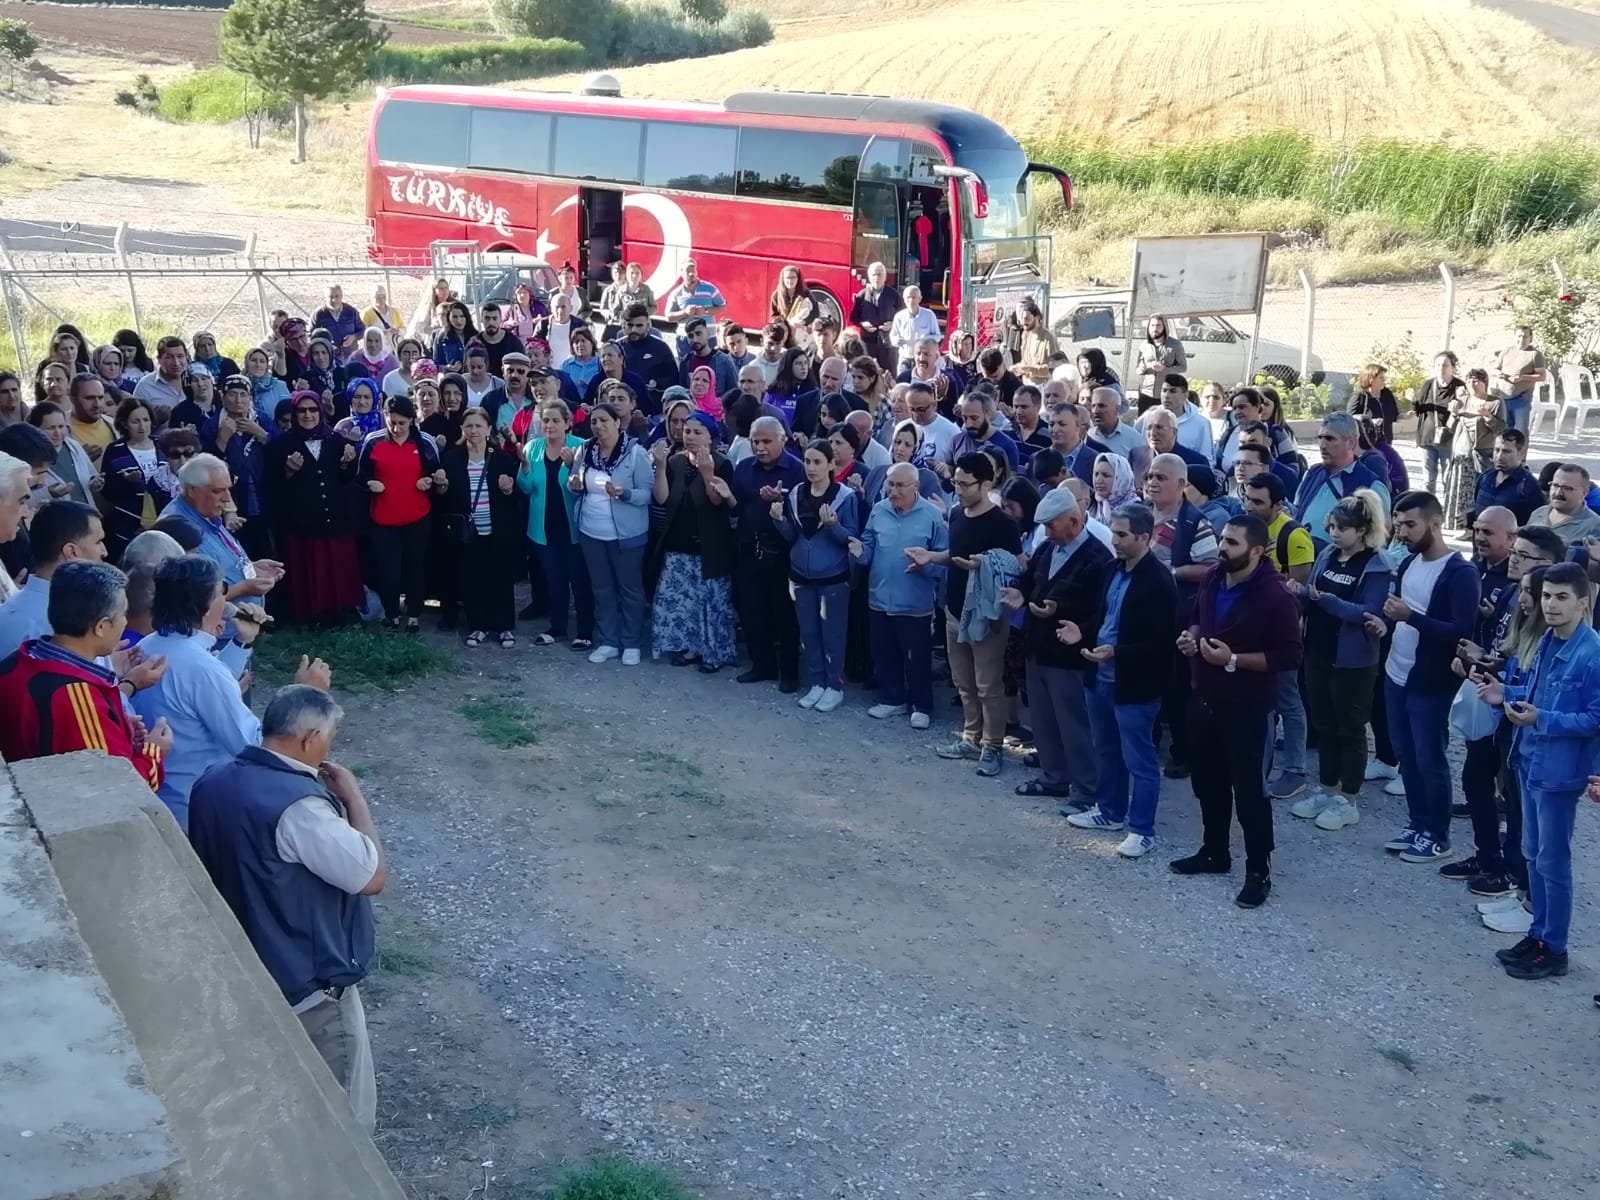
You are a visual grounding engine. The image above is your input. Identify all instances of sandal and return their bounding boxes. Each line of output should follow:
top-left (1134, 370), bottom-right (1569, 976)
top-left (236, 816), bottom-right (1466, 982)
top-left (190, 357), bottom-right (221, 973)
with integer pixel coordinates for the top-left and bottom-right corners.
top-left (1015, 780), bottom-right (1071, 798)
top-left (499, 632), bottom-right (516, 648)
top-left (533, 633), bottom-right (557, 646)
top-left (671, 650), bottom-right (701, 667)
top-left (570, 638), bottom-right (593, 652)
top-left (464, 630), bottom-right (486, 647)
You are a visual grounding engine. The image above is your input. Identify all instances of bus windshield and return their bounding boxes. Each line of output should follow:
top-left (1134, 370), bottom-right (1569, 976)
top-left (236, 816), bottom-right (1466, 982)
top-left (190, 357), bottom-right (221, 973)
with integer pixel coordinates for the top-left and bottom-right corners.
top-left (956, 147), bottom-right (1034, 242)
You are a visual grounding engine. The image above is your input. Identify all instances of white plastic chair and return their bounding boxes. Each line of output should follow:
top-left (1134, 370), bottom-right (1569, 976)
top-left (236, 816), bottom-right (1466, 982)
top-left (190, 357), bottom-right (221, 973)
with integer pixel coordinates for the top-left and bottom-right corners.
top-left (1557, 363), bottom-right (1600, 436)
top-left (1529, 373), bottom-right (1562, 437)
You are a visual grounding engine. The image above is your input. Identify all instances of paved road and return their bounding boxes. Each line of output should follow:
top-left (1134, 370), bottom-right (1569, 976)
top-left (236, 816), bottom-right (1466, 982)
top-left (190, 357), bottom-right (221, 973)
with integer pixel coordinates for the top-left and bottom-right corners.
top-left (1476, 0), bottom-right (1600, 50)
top-left (0, 219), bottom-right (245, 257)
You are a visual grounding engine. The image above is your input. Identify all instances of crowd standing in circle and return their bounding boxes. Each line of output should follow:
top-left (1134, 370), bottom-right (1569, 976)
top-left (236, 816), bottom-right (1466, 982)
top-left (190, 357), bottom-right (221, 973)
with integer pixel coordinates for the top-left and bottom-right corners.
top-left (2, 277), bottom-right (1600, 1127)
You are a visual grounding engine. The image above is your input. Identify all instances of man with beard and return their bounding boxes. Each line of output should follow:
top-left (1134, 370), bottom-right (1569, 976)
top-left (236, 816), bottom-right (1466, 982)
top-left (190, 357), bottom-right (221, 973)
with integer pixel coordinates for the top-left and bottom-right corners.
top-left (619, 303), bottom-right (678, 414)
top-left (731, 416), bottom-right (804, 692)
top-left (1376, 491), bottom-right (1480, 865)
top-left (1471, 430), bottom-right (1541, 525)
top-left (678, 317), bottom-right (737, 395)
top-left (1170, 514), bottom-right (1302, 908)
top-left (1008, 384), bottom-right (1051, 459)
top-left (473, 302), bottom-right (525, 378)
top-left (944, 387), bottom-right (1019, 471)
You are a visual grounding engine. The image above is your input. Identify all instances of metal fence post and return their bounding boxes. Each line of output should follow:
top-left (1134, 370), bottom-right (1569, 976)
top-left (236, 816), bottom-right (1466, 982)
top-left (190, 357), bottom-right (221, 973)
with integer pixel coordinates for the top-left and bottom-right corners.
top-left (1297, 268), bottom-right (1314, 387)
top-left (1439, 263), bottom-right (1455, 353)
top-left (0, 235), bottom-right (28, 375)
top-left (113, 223), bottom-right (143, 335)
top-left (245, 234), bottom-right (270, 338)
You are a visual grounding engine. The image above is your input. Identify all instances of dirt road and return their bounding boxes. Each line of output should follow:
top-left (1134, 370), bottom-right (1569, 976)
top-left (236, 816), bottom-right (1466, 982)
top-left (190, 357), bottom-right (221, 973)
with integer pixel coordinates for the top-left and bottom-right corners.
top-left (0, 1), bottom-right (464, 62)
top-left (323, 617), bottom-right (1600, 1199)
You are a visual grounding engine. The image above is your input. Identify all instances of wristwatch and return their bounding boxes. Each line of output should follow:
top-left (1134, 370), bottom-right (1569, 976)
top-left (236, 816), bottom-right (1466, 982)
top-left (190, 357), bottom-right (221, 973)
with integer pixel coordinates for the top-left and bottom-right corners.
top-left (1225, 653), bottom-right (1238, 674)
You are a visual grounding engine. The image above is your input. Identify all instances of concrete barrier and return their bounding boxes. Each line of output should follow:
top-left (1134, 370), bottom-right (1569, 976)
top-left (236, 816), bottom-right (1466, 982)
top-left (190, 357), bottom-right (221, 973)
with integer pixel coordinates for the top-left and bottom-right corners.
top-left (9, 751), bottom-right (405, 1200)
top-left (0, 770), bottom-right (186, 1200)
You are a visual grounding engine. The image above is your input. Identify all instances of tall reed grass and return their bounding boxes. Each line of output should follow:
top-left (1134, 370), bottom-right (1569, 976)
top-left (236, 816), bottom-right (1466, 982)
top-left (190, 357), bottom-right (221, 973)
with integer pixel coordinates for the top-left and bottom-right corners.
top-left (1029, 131), bottom-right (1600, 247)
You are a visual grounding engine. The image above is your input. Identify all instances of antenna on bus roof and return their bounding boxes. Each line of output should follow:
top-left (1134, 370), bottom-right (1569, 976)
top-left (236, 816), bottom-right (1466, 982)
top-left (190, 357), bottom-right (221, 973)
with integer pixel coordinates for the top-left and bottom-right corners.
top-left (578, 72), bottom-right (622, 97)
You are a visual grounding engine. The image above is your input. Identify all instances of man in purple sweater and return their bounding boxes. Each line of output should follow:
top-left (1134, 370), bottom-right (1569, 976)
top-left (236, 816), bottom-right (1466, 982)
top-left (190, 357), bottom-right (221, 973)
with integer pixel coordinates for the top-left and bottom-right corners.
top-left (1168, 513), bottom-right (1303, 908)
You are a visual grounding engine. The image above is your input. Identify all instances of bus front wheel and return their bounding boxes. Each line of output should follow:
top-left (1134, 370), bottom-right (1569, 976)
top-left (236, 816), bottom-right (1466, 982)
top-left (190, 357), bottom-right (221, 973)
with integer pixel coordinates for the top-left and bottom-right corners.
top-left (809, 287), bottom-right (844, 330)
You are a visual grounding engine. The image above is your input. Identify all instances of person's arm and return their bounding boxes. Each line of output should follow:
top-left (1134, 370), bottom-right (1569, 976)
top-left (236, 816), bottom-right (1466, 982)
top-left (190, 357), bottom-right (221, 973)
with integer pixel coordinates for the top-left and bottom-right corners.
top-left (1404, 559), bottom-right (1479, 646)
top-left (651, 451), bottom-right (672, 504)
top-left (53, 680), bottom-right (163, 789)
top-left (663, 287), bottom-right (689, 322)
top-left (1533, 658), bottom-right (1600, 738)
top-left (200, 660), bottom-right (263, 754)
top-left (616, 448), bottom-right (653, 507)
top-left (1314, 564), bottom-right (1390, 625)
top-left (275, 769), bottom-right (387, 896)
top-left (1285, 528), bottom-right (1315, 583)
top-left (853, 512), bottom-right (877, 565)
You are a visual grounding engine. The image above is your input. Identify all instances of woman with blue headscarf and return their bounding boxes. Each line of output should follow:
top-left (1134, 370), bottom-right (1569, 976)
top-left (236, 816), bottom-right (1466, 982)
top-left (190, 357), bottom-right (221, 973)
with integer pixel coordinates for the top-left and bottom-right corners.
top-left (266, 390), bottom-right (363, 624)
top-left (334, 378), bottom-right (384, 443)
top-left (242, 346), bottom-right (289, 426)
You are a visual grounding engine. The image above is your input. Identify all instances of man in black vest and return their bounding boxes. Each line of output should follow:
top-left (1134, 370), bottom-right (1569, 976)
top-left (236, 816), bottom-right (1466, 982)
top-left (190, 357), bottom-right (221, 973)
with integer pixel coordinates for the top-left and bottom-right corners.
top-left (188, 685), bottom-right (387, 1133)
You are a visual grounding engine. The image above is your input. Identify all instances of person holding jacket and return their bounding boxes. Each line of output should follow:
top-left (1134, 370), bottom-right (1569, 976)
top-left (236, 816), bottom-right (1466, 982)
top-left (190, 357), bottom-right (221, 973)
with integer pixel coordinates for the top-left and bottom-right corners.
top-left (848, 461), bottom-right (948, 728)
top-left (519, 400), bottom-right (593, 649)
top-left (568, 402), bottom-right (653, 664)
top-left (646, 411), bottom-right (737, 671)
top-left (356, 396), bottom-right (445, 634)
top-left (774, 438), bottom-right (860, 713)
top-left (1288, 490), bottom-right (1392, 832)
top-left (1476, 561), bottom-right (1600, 980)
top-left (1170, 514), bottom-right (1304, 907)
top-left (1002, 487), bottom-right (1113, 805)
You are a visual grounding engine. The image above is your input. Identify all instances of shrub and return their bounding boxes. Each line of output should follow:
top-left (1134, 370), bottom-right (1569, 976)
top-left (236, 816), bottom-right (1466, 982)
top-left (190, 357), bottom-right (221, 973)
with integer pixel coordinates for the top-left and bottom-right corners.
top-left (0, 17), bottom-right (40, 66)
top-left (158, 67), bottom-right (286, 123)
top-left (678, 0), bottom-right (726, 22)
top-left (369, 37), bottom-right (585, 83)
top-left (603, 3), bottom-right (772, 65)
top-left (486, 0), bottom-right (612, 48)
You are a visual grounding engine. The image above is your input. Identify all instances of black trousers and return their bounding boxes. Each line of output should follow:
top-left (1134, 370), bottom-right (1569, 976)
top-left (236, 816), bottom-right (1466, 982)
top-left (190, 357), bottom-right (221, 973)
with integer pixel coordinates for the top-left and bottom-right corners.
top-left (1190, 698), bottom-right (1273, 873)
top-left (1303, 654), bottom-right (1377, 795)
top-left (369, 517), bottom-right (430, 621)
top-left (1160, 648), bottom-right (1193, 765)
top-left (1466, 720), bottom-right (1526, 886)
top-left (1369, 635), bottom-right (1397, 766)
top-left (461, 532), bottom-right (515, 633)
top-left (736, 551), bottom-right (798, 684)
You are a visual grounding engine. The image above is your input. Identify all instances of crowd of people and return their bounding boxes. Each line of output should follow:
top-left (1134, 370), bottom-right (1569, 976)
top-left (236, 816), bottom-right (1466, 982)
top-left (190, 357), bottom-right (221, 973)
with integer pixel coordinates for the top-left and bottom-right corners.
top-left (1, 268), bottom-right (1599, 1129)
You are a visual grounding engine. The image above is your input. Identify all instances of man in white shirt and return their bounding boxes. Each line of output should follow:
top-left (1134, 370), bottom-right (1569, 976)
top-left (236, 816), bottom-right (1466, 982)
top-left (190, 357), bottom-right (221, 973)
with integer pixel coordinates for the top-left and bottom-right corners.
top-left (889, 286), bottom-right (940, 372)
top-left (188, 685), bottom-right (386, 1134)
top-left (907, 380), bottom-right (959, 465)
top-left (845, 410), bottom-right (892, 470)
top-left (1136, 373), bottom-right (1213, 458)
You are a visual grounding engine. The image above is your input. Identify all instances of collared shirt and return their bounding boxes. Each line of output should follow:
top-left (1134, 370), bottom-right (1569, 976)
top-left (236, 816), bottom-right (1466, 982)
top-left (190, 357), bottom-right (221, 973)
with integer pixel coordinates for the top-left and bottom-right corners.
top-left (1092, 421), bottom-right (1150, 477)
top-left (889, 306), bottom-right (940, 353)
top-left (1097, 564), bottom-right (1134, 685)
top-left (262, 748), bottom-right (380, 897)
top-left (0, 573), bottom-right (51, 660)
top-left (133, 373), bottom-right (185, 410)
top-left (665, 280), bottom-right (726, 317)
top-left (130, 629), bottom-right (262, 828)
top-left (1048, 527), bottom-right (1091, 577)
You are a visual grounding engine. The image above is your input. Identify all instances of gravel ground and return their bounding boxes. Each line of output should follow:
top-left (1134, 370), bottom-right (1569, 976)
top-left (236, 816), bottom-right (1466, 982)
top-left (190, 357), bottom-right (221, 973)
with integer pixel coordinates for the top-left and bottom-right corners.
top-left (329, 495), bottom-right (1600, 1200)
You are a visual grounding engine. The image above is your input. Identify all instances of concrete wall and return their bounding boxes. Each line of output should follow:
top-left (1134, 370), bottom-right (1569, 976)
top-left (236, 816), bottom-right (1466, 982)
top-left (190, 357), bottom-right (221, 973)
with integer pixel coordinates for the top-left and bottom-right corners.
top-left (0, 770), bottom-right (185, 1200)
top-left (8, 751), bottom-right (405, 1200)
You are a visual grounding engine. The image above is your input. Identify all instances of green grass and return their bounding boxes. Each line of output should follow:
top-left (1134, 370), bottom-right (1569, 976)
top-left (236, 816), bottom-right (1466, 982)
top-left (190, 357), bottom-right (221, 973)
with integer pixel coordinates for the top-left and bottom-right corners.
top-left (157, 67), bottom-right (283, 125)
top-left (1508, 1138), bottom-right (1552, 1160)
top-left (375, 939), bottom-right (434, 976)
top-left (550, 1154), bottom-right (692, 1200)
top-left (388, 13), bottom-right (499, 33)
top-left (252, 626), bottom-right (454, 692)
top-left (635, 749), bottom-right (704, 778)
top-left (369, 37), bottom-right (584, 84)
top-left (459, 700), bottom-right (540, 748)
top-left (1377, 1045), bottom-right (1417, 1073)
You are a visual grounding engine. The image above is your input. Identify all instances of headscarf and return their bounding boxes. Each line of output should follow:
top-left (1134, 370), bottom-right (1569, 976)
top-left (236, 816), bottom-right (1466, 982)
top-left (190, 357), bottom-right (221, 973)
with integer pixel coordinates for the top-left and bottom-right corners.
top-left (894, 418), bottom-right (935, 471)
top-left (1090, 451), bottom-right (1135, 523)
top-left (688, 365), bottom-right (722, 421)
top-left (656, 394), bottom-right (693, 452)
top-left (288, 389), bottom-right (334, 439)
top-left (301, 335), bottom-right (344, 400)
top-left (412, 358), bottom-right (439, 382)
top-left (344, 378), bottom-right (383, 436)
top-left (193, 330), bottom-right (228, 379)
top-left (684, 410), bottom-right (719, 443)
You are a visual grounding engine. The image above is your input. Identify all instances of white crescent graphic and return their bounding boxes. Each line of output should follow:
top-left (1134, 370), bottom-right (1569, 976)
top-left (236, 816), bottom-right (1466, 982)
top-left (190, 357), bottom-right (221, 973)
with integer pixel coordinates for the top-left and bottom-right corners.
top-left (621, 193), bottom-right (693, 302)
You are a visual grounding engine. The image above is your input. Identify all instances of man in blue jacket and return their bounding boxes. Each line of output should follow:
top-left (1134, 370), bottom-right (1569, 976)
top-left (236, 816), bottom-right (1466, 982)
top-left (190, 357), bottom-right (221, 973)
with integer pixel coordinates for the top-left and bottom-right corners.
top-left (732, 416), bottom-right (804, 693)
top-left (1376, 491), bottom-right (1480, 864)
top-left (1477, 561), bottom-right (1600, 979)
top-left (848, 463), bottom-right (948, 729)
top-left (618, 303), bottom-right (680, 415)
top-left (1294, 412), bottom-right (1389, 547)
top-left (1471, 430), bottom-right (1542, 525)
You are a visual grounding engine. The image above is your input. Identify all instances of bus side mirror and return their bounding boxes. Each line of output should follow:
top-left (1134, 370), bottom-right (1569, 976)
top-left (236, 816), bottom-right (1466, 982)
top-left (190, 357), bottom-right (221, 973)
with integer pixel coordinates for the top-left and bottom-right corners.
top-left (1026, 163), bottom-right (1073, 212)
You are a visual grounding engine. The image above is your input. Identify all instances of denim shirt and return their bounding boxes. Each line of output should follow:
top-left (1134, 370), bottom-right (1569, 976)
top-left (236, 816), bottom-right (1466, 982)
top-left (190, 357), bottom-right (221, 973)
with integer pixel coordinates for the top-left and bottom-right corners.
top-left (1505, 622), bottom-right (1600, 792)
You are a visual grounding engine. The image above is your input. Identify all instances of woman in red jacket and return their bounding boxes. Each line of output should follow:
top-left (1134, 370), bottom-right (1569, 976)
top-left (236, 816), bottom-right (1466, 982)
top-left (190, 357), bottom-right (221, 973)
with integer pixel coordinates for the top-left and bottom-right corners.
top-left (355, 395), bottom-right (446, 633)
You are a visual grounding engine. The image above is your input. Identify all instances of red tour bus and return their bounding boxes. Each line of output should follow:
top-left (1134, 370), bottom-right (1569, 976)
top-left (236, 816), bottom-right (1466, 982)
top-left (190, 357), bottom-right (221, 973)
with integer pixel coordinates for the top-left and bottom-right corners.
top-left (366, 81), bottom-right (1071, 343)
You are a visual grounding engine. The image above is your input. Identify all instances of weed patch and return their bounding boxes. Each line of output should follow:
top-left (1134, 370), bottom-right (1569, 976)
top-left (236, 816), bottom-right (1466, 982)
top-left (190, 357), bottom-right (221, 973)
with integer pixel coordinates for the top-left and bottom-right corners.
top-left (1509, 1138), bottom-right (1552, 1160)
top-left (551, 1154), bottom-right (692, 1200)
top-left (460, 700), bottom-right (540, 748)
top-left (1377, 1046), bottom-right (1417, 1072)
top-left (252, 625), bottom-right (453, 692)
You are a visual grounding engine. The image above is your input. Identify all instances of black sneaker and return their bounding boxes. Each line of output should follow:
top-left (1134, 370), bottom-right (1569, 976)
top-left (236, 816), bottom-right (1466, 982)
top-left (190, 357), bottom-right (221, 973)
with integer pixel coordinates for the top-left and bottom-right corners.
top-left (1439, 855), bottom-right (1481, 880)
top-left (736, 668), bottom-right (774, 684)
top-left (1163, 761), bottom-right (1190, 780)
top-left (1495, 936), bottom-right (1540, 966)
top-left (518, 602), bottom-right (545, 621)
top-left (1451, 802), bottom-right (1470, 819)
top-left (778, 678), bottom-right (799, 695)
top-left (1469, 872), bottom-right (1518, 898)
top-left (1169, 850), bottom-right (1231, 876)
top-left (1504, 944), bottom-right (1569, 980)
top-left (1235, 873), bottom-right (1272, 908)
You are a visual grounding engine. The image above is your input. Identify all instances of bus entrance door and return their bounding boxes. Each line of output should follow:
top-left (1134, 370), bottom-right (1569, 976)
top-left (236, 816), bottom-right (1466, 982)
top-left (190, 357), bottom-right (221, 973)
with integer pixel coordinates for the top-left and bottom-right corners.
top-left (578, 186), bottom-right (624, 306)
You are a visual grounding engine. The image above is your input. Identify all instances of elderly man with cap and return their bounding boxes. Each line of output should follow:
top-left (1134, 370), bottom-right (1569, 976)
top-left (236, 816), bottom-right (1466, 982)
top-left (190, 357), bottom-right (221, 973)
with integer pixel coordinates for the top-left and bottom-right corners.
top-left (161, 451), bottom-right (284, 601)
top-left (1000, 486), bottom-right (1113, 804)
top-left (483, 351), bottom-right (532, 438)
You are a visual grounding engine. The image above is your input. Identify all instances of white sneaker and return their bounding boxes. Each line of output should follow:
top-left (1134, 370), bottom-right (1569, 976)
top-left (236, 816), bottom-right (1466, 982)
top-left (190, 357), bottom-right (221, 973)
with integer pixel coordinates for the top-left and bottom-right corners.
top-left (1477, 895), bottom-right (1526, 915)
top-left (588, 644), bottom-right (620, 663)
top-left (1116, 833), bottom-right (1154, 858)
top-left (797, 685), bottom-right (825, 709)
top-left (910, 711), bottom-right (931, 730)
top-left (621, 648), bottom-right (641, 666)
top-left (1066, 806), bottom-right (1125, 831)
top-left (1314, 800), bottom-right (1360, 830)
top-left (1365, 761), bottom-right (1398, 782)
top-left (1290, 790), bottom-right (1338, 820)
top-left (868, 703), bottom-right (911, 719)
top-left (1482, 904), bottom-right (1533, 935)
top-left (1384, 776), bottom-right (1407, 797)
top-left (815, 688), bottom-right (844, 713)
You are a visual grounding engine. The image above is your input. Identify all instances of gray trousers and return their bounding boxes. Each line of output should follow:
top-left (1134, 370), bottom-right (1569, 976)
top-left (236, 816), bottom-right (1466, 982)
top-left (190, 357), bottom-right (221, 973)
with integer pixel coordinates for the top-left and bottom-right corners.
top-left (298, 984), bottom-right (376, 1134)
top-left (1028, 661), bottom-right (1097, 795)
top-left (580, 535), bottom-right (646, 651)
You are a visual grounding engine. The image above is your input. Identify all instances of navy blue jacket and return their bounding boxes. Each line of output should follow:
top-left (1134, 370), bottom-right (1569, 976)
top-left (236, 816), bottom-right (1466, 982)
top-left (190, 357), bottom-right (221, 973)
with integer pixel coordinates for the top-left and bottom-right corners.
top-left (621, 334), bottom-right (681, 414)
top-left (732, 450), bottom-right (804, 551)
top-left (188, 747), bottom-right (374, 1005)
top-left (1473, 466), bottom-right (1543, 525)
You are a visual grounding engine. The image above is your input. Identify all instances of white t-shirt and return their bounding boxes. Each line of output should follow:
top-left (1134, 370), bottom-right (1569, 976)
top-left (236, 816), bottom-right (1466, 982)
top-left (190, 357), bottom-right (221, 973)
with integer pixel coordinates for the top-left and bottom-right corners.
top-left (580, 470), bottom-right (618, 540)
top-left (915, 414), bottom-right (960, 462)
top-left (1084, 515), bottom-right (1114, 547)
top-left (547, 321), bottom-right (574, 369)
top-left (1385, 552), bottom-right (1453, 686)
top-left (467, 377), bottom-right (499, 407)
top-left (129, 444), bottom-right (158, 478)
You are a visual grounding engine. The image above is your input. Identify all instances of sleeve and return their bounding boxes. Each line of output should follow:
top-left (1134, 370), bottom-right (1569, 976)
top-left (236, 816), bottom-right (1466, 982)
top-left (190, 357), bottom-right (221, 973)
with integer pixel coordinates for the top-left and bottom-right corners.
top-left (856, 509), bottom-right (878, 564)
top-left (275, 795), bottom-right (380, 894)
top-left (1169, 339), bottom-right (1188, 371)
top-left (1187, 518), bottom-right (1219, 563)
top-left (1534, 658), bottom-right (1600, 738)
top-left (1314, 565), bottom-right (1391, 625)
top-left (53, 680), bottom-right (164, 790)
top-left (1260, 587), bottom-right (1304, 673)
top-left (198, 662), bottom-right (263, 756)
top-left (1286, 527), bottom-right (1317, 570)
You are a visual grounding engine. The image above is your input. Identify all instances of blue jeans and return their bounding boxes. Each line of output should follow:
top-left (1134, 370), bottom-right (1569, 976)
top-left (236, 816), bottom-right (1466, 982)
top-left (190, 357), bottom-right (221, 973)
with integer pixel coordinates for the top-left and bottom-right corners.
top-left (1269, 668), bottom-right (1307, 777)
top-left (1422, 444), bottom-right (1450, 491)
top-left (1084, 680), bottom-right (1162, 836)
top-left (532, 536), bottom-right (593, 640)
top-left (1519, 769), bottom-right (1582, 953)
top-left (1505, 394), bottom-right (1531, 435)
top-left (1384, 680), bottom-right (1454, 841)
top-left (869, 608), bottom-right (932, 712)
top-left (793, 580), bottom-right (848, 688)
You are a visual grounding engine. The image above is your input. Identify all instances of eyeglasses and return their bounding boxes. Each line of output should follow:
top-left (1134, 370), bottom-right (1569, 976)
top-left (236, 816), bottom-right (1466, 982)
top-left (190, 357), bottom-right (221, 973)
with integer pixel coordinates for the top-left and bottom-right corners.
top-left (952, 477), bottom-right (980, 489)
top-left (1509, 548), bottom-right (1553, 563)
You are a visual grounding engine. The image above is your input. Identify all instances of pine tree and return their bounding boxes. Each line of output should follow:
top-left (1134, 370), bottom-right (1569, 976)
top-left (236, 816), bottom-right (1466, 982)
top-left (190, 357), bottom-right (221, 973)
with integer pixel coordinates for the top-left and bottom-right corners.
top-left (221, 0), bottom-right (388, 163)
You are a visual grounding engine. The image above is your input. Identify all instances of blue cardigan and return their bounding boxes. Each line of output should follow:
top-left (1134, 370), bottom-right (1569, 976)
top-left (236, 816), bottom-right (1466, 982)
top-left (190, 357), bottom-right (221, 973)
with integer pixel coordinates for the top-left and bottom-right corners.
top-left (517, 434), bottom-right (584, 546)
